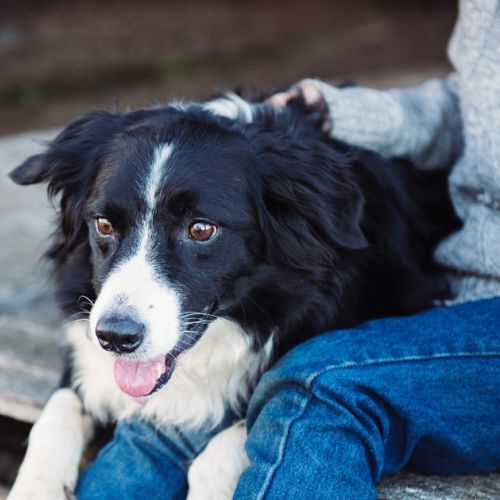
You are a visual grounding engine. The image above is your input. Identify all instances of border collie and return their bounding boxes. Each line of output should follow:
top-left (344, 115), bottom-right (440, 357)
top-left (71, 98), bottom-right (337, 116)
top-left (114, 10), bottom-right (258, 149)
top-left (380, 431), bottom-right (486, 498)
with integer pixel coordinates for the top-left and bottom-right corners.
top-left (7, 93), bottom-right (457, 499)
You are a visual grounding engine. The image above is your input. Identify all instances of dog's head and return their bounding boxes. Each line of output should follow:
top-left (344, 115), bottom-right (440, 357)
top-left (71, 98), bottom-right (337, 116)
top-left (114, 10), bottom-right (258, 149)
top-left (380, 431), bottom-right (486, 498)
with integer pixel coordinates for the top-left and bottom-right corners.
top-left (10, 98), bottom-right (367, 398)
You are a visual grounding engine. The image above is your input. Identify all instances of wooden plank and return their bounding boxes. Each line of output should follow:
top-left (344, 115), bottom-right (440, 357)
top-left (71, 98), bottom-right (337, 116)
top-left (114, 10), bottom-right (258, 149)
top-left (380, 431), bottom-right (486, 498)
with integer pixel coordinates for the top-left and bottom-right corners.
top-left (0, 394), bottom-right (42, 424)
top-left (0, 353), bottom-right (59, 423)
top-left (0, 485), bottom-right (9, 500)
top-left (0, 130), bottom-right (62, 423)
top-left (379, 471), bottom-right (500, 499)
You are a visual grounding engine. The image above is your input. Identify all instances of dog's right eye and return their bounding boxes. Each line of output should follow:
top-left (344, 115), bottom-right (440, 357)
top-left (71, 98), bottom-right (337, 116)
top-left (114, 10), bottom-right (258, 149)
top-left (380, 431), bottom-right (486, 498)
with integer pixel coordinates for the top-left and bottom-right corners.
top-left (189, 221), bottom-right (218, 242)
top-left (96, 217), bottom-right (114, 237)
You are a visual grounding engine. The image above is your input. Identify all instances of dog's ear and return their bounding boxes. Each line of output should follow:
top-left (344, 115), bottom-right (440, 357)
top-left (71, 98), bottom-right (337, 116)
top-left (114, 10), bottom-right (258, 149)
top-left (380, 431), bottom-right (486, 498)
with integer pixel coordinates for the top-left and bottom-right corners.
top-left (10, 110), bottom-right (123, 188)
top-left (10, 110), bottom-right (124, 264)
top-left (252, 132), bottom-right (368, 275)
top-left (9, 153), bottom-right (47, 185)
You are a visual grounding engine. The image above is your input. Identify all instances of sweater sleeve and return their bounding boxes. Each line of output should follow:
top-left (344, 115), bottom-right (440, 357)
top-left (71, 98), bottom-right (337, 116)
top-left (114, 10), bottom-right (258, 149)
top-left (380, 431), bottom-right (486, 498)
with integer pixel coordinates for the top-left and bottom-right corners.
top-left (303, 75), bottom-right (463, 170)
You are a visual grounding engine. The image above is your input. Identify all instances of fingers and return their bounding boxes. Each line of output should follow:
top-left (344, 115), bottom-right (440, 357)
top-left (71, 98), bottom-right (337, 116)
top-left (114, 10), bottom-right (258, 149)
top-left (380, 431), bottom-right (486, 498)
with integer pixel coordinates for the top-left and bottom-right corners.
top-left (298, 82), bottom-right (324, 108)
top-left (266, 83), bottom-right (322, 109)
top-left (266, 88), bottom-right (299, 109)
top-left (266, 81), bottom-right (332, 134)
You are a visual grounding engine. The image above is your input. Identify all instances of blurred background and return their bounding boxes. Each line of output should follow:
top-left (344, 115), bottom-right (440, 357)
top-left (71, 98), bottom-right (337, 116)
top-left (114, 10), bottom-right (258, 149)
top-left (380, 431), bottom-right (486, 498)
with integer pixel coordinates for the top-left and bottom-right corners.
top-left (0, 0), bottom-right (463, 497)
top-left (1, 0), bottom-right (456, 135)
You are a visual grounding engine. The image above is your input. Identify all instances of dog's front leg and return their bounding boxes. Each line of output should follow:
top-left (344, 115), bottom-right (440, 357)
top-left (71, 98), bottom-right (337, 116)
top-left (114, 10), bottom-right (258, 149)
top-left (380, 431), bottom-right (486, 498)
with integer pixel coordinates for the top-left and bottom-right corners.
top-left (8, 388), bottom-right (94, 500)
top-left (187, 420), bottom-right (249, 500)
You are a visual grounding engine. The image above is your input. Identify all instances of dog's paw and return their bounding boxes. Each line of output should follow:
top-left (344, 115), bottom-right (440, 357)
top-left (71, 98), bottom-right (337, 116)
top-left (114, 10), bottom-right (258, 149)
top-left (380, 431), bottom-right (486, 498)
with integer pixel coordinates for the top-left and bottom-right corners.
top-left (7, 480), bottom-right (72, 500)
top-left (64, 484), bottom-right (77, 500)
top-left (187, 421), bottom-right (249, 500)
top-left (7, 389), bottom-right (93, 500)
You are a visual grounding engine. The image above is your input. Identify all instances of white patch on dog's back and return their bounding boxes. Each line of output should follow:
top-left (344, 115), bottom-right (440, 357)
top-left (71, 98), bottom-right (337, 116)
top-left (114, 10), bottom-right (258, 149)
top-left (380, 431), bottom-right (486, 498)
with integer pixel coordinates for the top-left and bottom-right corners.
top-left (204, 93), bottom-right (254, 122)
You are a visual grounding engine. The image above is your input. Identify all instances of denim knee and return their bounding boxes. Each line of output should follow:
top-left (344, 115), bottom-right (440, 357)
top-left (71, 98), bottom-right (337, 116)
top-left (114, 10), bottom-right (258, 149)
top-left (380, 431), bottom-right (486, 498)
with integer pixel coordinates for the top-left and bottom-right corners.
top-left (240, 358), bottom-right (395, 499)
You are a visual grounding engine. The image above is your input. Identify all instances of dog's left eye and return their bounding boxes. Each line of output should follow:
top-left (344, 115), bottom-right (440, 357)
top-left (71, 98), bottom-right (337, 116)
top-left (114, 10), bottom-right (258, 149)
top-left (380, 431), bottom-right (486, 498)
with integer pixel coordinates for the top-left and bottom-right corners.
top-left (189, 222), bottom-right (218, 241)
top-left (96, 217), bottom-right (114, 237)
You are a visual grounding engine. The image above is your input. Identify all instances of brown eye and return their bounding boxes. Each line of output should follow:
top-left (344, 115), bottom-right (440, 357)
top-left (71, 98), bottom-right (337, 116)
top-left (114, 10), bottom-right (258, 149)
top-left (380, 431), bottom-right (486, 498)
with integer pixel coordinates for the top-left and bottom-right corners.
top-left (96, 217), bottom-right (114, 236)
top-left (189, 222), bottom-right (218, 241)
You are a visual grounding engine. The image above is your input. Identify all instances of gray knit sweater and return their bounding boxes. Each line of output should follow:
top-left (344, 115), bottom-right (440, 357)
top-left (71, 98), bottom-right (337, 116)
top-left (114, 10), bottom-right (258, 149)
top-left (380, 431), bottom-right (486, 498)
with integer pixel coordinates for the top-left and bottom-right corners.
top-left (307, 0), bottom-right (500, 303)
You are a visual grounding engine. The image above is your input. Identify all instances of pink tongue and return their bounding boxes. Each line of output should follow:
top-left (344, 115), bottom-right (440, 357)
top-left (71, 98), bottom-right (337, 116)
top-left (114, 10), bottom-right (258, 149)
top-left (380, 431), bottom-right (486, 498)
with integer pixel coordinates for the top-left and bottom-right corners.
top-left (113, 355), bottom-right (166, 397)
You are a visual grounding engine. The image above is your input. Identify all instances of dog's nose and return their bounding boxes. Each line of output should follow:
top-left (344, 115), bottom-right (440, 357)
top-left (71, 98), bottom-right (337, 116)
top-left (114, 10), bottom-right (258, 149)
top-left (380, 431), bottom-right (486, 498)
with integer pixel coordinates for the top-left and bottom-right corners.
top-left (95, 316), bottom-right (145, 354)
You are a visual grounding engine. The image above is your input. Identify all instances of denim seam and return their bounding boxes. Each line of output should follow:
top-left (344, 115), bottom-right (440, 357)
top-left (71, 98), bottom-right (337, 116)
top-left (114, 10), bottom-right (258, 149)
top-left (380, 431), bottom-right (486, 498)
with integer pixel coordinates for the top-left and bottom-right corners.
top-left (304, 352), bottom-right (500, 389)
top-left (255, 391), bottom-right (312, 500)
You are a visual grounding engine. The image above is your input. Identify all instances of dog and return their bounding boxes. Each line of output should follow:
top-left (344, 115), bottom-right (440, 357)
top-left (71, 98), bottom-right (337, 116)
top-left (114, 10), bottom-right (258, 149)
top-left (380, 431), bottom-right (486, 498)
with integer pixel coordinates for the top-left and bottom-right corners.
top-left (7, 92), bottom-right (458, 499)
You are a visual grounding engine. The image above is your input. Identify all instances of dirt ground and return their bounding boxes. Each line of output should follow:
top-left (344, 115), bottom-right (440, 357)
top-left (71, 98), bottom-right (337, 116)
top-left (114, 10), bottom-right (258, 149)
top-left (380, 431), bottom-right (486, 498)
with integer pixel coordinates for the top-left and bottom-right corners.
top-left (0, 0), bottom-right (456, 135)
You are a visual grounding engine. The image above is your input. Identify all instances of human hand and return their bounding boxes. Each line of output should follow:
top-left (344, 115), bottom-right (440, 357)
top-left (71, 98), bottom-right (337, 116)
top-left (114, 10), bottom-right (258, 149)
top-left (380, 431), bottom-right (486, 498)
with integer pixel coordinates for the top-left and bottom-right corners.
top-left (266, 80), bottom-right (332, 133)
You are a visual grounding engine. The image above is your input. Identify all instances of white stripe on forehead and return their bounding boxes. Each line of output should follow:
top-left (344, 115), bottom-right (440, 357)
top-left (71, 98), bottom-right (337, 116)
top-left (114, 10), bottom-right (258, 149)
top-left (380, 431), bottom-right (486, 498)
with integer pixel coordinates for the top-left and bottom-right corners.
top-left (89, 141), bottom-right (182, 359)
top-left (138, 143), bottom-right (174, 259)
top-left (145, 143), bottom-right (174, 209)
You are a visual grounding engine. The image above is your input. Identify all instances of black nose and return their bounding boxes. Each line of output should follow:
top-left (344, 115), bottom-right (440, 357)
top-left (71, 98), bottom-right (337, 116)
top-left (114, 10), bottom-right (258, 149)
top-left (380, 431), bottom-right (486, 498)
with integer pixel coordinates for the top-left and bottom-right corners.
top-left (95, 316), bottom-right (145, 354)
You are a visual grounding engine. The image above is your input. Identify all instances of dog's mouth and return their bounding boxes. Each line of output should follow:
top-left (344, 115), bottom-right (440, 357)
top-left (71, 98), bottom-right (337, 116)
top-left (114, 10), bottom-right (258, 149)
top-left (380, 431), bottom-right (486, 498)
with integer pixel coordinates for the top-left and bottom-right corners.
top-left (112, 314), bottom-right (212, 399)
top-left (113, 354), bottom-right (174, 398)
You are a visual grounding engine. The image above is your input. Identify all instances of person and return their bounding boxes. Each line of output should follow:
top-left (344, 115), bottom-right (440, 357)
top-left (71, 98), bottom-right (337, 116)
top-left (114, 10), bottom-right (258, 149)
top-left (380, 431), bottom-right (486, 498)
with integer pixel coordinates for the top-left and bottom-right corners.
top-left (76, 1), bottom-right (500, 497)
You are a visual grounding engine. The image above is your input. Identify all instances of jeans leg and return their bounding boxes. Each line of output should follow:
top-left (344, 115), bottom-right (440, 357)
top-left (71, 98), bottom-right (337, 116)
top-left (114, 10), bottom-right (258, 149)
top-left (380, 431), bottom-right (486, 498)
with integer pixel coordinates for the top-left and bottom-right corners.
top-left (234, 297), bottom-right (500, 500)
top-left (77, 412), bottom-right (237, 499)
top-left (76, 421), bottom-right (191, 500)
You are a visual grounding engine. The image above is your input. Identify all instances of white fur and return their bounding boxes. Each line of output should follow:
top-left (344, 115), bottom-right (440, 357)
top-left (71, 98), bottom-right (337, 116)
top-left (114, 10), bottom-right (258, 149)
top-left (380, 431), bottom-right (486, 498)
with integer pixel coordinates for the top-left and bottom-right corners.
top-left (68, 319), bottom-right (274, 429)
top-left (88, 249), bottom-right (182, 360)
top-left (187, 421), bottom-right (249, 500)
top-left (145, 144), bottom-right (173, 208)
top-left (204, 93), bottom-right (254, 122)
top-left (89, 143), bottom-right (184, 360)
top-left (8, 389), bottom-right (93, 500)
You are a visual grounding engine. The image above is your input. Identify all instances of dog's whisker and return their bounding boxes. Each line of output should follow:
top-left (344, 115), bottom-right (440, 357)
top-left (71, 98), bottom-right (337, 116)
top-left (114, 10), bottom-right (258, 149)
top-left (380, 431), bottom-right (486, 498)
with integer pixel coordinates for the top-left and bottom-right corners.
top-left (177, 333), bottom-right (204, 343)
top-left (70, 311), bottom-right (91, 321)
top-left (180, 316), bottom-right (218, 323)
top-left (180, 311), bottom-right (218, 319)
top-left (72, 318), bottom-right (91, 324)
top-left (166, 351), bottom-right (177, 365)
top-left (242, 295), bottom-right (277, 329)
top-left (78, 295), bottom-right (95, 307)
top-left (181, 321), bottom-right (212, 327)
top-left (181, 318), bottom-right (214, 323)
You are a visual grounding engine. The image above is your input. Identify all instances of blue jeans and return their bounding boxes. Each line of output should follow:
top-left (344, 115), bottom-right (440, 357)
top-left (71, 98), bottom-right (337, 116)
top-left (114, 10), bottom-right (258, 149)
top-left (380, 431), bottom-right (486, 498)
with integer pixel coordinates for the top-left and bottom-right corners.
top-left (77, 413), bottom-right (236, 499)
top-left (77, 297), bottom-right (500, 499)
